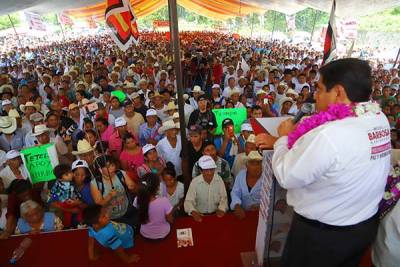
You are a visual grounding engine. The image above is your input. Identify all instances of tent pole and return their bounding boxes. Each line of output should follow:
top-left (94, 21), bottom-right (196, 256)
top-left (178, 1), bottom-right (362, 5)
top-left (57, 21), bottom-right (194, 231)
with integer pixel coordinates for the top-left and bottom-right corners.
top-left (309, 10), bottom-right (318, 44)
top-left (167, 0), bottom-right (190, 193)
top-left (8, 14), bottom-right (22, 48)
top-left (271, 12), bottom-right (277, 40)
top-left (393, 48), bottom-right (400, 69)
top-left (250, 14), bottom-right (255, 39)
top-left (57, 14), bottom-right (66, 41)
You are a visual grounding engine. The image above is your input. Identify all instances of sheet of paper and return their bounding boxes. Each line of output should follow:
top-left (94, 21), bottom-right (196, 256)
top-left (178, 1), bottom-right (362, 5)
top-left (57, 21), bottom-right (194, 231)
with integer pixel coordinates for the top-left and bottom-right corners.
top-left (256, 117), bottom-right (291, 137)
top-left (176, 228), bottom-right (194, 248)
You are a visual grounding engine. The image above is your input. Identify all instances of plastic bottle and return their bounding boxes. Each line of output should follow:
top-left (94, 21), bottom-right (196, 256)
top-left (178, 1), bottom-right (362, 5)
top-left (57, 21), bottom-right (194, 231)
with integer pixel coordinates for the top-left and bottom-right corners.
top-left (9, 237), bottom-right (32, 264)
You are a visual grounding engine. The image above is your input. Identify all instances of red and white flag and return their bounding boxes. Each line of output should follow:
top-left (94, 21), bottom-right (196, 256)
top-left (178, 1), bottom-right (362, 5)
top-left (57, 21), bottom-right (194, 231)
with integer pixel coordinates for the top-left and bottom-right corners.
top-left (322, 0), bottom-right (338, 65)
top-left (58, 12), bottom-right (73, 26)
top-left (105, 0), bottom-right (139, 51)
top-left (25, 12), bottom-right (46, 31)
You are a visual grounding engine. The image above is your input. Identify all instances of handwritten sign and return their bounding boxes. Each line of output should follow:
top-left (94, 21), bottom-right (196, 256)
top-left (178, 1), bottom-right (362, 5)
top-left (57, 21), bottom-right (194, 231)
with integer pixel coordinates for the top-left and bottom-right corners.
top-left (212, 107), bottom-right (247, 135)
top-left (21, 144), bottom-right (59, 184)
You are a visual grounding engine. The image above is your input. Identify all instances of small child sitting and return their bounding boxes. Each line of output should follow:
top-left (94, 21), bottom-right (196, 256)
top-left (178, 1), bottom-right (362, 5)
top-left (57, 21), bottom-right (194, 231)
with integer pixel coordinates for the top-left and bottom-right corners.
top-left (83, 205), bottom-right (140, 263)
top-left (48, 164), bottom-right (83, 228)
top-left (135, 173), bottom-right (174, 240)
top-left (160, 163), bottom-right (184, 213)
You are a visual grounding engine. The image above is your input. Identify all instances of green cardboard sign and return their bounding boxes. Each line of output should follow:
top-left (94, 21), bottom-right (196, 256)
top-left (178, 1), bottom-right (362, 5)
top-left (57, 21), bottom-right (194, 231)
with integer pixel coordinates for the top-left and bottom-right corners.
top-left (212, 107), bottom-right (248, 135)
top-left (21, 144), bottom-right (58, 184)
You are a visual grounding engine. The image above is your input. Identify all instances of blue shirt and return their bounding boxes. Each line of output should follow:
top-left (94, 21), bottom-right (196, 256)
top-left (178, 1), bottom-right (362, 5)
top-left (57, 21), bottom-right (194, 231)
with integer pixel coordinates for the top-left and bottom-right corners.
top-left (0, 129), bottom-right (25, 152)
top-left (214, 137), bottom-right (236, 168)
top-left (88, 221), bottom-right (134, 250)
top-left (230, 169), bottom-right (262, 210)
top-left (138, 122), bottom-right (162, 146)
top-left (78, 183), bottom-right (94, 205)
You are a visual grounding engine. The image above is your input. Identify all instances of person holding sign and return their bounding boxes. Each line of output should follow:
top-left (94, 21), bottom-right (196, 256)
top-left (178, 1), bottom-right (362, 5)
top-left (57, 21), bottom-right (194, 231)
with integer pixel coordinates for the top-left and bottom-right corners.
top-left (255, 59), bottom-right (390, 267)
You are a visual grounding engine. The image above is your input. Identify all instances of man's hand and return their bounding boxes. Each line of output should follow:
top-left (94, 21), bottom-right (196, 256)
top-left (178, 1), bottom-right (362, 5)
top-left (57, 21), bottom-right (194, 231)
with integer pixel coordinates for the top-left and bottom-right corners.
top-left (277, 119), bottom-right (296, 137)
top-left (234, 205), bottom-right (246, 220)
top-left (0, 230), bottom-right (12, 239)
top-left (216, 209), bottom-right (225, 218)
top-left (191, 211), bottom-right (203, 222)
top-left (255, 133), bottom-right (278, 150)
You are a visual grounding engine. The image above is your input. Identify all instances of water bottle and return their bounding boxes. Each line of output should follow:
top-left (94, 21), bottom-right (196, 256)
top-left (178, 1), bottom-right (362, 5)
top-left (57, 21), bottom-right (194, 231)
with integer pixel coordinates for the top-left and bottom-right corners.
top-left (9, 237), bottom-right (32, 264)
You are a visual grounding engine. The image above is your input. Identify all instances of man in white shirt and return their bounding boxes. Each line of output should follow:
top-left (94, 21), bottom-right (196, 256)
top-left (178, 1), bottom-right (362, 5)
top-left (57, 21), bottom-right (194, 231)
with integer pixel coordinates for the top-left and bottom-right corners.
top-left (256, 58), bottom-right (390, 267)
top-left (184, 155), bottom-right (228, 222)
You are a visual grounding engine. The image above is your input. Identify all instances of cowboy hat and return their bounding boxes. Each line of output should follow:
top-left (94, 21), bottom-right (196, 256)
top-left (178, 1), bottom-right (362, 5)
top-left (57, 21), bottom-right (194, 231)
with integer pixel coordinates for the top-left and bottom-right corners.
top-left (164, 102), bottom-right (178, 113)
top-left (192, 85), bottom-right (204, 95)
top-left (150, 92), bottom-right (164, 100)
top-left (158, 120), bottom-right (179, 135)
top-left (72, 139), bottom-right (94, 155)
top-left (0, 116), bottom-right (17, 134)
top-left (31, 124), bottom-right (50, 137)
top-left (0, 84), bottom-right (13, 94)
top-left (19, 102), bottom-right (40, 114)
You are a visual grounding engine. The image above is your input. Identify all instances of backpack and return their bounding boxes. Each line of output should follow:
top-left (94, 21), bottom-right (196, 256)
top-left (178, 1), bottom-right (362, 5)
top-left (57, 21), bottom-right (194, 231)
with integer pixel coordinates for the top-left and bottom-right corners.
top-left (95, 170), bottom-right (131, 201)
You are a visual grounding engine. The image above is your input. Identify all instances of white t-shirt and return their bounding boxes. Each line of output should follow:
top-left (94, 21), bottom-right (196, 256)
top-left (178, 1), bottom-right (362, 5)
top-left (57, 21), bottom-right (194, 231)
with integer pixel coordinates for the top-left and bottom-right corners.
top-left (156, 137), bottom-right (182, 176)
top-left (272, 109), bottom-right (390, 226)
top-left (253, 80), bottom-right (269, 92)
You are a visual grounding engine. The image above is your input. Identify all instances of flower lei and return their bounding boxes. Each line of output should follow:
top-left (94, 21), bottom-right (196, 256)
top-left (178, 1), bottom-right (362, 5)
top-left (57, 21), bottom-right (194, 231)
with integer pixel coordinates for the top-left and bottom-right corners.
top-left (287, 102), bottom-right (381, 149)
top-left (379, 164), bottom-right (400, 218)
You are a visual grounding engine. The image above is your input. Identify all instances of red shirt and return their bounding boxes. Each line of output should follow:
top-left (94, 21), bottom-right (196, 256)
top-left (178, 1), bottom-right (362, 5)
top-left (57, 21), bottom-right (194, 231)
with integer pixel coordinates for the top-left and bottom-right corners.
top-left (7, 189), bottom-right (43, 219)
top-left (213, 63), bottom-right (223, 84)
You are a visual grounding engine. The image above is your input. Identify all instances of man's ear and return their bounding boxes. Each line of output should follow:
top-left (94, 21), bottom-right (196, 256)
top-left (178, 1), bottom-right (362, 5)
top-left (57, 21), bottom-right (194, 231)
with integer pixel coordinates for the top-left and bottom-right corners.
top-left (333, 84), bottom-right (351, 104)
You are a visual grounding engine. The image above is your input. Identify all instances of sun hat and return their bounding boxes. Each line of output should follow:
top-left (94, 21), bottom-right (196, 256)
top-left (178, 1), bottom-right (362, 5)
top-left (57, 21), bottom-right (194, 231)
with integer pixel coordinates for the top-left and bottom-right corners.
top-left (279, 96), bottom-right (295, 107)
top-left (198, 155), bottom-right (217, 170)
top-left (0, 84), bottom-right (13, 94)
top-left (68, 103), bottom-right (79, 110)
top-left (285, 88), bottom-right (299, 97)
top-left (164, 102), bottom-right (178, 113)
top-left (20, 102), bottom-right (40, 113)
top-left (256, 90), bottom-right (267, 96)
top-left (115, 117), bottom-right (127, 128)
top-left (229, 88), bottom-right (241, 97)
top-left (143, 144), bottom-right (156, 155)
top-left (146, 109), bottom-right (158, 117)
top-left (72, 159), bottom-right (89, 170)
top-left (72, 139), bottom-right (94, 155)
top-left (246, 134), bottom-right (256, 144)
top-left (130, 92), bottom-right (140, 100)
top-left (29, 112), bottom-right (44, 122)
top-left (6, 150), bottom-right (21, 160)
top-left (0, 116), bottom-right (17, 134)
top-left (150, 92), bottom-right (164, 100)
top-left (158, 120), bottom-right (179, 134)
top-left (123, 82), bottom-right (135, 88)
top-left (31, 124), bottom-right (50, 137)
top-left (192, 85), bottom-right (204, 95)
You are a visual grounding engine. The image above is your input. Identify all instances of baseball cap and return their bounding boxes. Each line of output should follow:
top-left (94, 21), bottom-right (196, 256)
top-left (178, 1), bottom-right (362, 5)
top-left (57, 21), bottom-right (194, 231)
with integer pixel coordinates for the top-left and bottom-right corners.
top-left (211, 84), bottom-right (220, 89)
top-left (189, 125), bottom-right (203, 135)
top-left (198, 155), bottom-right (217, 170)
top-left (2, 99), bottom-right (12, 106)
top-left (222, 118), bottom-right (234, 128)
top-left (143, 144), bottom-right (156, 154)
top-left (115, 117), bottom-right (127, 127)
top-left (29, 112), bottom-right (44, 122)
top-left (72, 159), bottom-right (89, 170)
top-left (241, 123), bottom-right (253, 132)
top-left (146, 109), bottom-right (157, 117)
top-left (6, 150), bottom-right (21, 160)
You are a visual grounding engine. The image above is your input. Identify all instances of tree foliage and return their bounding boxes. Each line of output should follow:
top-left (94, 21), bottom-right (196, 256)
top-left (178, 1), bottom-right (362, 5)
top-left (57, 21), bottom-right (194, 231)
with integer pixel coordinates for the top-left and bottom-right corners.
top-left (0, 13), bottom-right (20, 30)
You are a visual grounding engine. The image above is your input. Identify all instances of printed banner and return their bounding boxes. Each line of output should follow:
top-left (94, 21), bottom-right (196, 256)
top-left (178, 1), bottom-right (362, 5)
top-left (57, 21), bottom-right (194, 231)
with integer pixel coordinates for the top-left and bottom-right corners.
top-left (25, 12), bottom-right (46, 31)
top-left (153, 20), bottom-right (170, 28)
top-left (58, 12), bottom-right (74, 26)
top-left (21, 144), bottom-right (59, 184)
top-left (212, 107), bottom-right (247, 136)
top-left (105, 0), bottom-right (139, 52)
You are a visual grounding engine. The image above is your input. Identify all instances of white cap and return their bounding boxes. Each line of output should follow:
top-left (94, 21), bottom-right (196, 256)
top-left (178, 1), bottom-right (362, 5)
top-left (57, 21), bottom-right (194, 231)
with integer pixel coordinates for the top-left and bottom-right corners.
top-left (143, 144), bottom-right (156, 154)
top-left (154, 62), bottom-right (160, 67)
top-left (212, 84), bottom-right (220, 89)
top-left (72, 159), bottom-right (89, 170)
top-left (6, 150), bottom-right (21, 160)
top-left (198, 155), bottom-right (217, 170)
top-left (146, 108), bottom-right (157, 117)
top-left (115, 117), bottom-right (127, 127)
top-left (2, 99), bottom-right (12, 106)
top-left (241, 123), bottom-right (253, 132)
top-left (246, 151), bottom-right (263, 161)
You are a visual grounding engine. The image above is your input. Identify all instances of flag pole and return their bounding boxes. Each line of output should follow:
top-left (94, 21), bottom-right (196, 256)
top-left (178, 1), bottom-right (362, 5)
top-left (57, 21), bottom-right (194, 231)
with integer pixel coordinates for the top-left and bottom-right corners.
top-left (393, 48), bottom-right (400, 69)
top-left (8, 14), bottom-right (22, 48)
top-left (167, 0), bottom-right (190, 192)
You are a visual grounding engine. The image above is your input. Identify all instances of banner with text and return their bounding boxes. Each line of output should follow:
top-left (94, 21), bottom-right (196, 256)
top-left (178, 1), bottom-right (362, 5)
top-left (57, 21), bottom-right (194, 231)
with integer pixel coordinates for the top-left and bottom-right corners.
top-left (212, 107), bottom-right (247, 136)
top-left (21, 144), bottom-right (59, 184)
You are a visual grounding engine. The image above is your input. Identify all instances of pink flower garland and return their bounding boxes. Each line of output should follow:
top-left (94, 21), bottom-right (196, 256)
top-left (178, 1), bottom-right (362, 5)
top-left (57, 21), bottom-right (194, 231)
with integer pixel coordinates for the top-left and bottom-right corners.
top-left (287, 103), bottom-right (355, 149)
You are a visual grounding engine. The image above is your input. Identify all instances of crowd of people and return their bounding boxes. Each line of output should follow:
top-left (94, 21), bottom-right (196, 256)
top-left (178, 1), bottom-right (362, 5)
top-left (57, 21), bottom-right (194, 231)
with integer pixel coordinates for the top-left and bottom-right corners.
top-left (0, 30), bottom-right (399, 264)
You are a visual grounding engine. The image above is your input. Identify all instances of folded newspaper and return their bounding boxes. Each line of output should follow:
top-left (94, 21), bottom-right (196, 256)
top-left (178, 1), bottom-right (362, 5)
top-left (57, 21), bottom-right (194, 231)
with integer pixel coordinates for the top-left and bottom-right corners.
top-left (176, 228), bottom-right (194, 248)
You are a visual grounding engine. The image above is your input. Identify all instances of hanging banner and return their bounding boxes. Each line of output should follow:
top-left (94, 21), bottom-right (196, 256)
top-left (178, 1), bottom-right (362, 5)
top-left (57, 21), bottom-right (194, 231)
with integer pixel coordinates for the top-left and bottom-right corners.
top-left (24, 12), bottom-right (46, 31)
top-left (285, 14), bottom-right (296, 32)
top-left (21, 144), bottom-right (59, 184)
top-left (105, 0), bottom-right (140, 52)
top-left (212, 107), bottom-right (247, 136)
top-left (58, 12), bottom-right (74, 26)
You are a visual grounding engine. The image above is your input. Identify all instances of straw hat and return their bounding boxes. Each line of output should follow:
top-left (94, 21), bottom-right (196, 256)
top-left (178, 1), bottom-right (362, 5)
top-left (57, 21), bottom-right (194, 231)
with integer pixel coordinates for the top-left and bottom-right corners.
top-left (31, 124), bottom-right (50, 137)
top-left (246, 151), bottom-right (263, 161)
top-left (20, 102), bottom-right (40, 113)
top-left (192, 85), bottom-right (204, 95)
top-left (0, 116), bottom-right (17, 134)
top-left (164, 102), bottom-right (178, 113)
top-left (158, 120), bottom-right (179, 134)
top-left (8, 109), bottom-right (21, 119)
top-left (150, 92), bottom-right (164, 100)
top-left (0, 84), bottom-right (13, 94)
top-left (72, 139), bottom-right (94, 155)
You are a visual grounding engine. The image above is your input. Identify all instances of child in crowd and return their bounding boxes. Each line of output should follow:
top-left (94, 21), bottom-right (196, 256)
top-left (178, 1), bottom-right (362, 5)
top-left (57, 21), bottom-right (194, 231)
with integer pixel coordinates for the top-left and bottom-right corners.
top-left (160, 162), bottom-right (184, 213)
top-left (83, 205), bottom-right (140, 264)
top-left (48, 164), bottom-right (84, 228)
top-left (135, 173), bottom-right (174, 240)
top-left (72, 159), bottom-right (94, 205)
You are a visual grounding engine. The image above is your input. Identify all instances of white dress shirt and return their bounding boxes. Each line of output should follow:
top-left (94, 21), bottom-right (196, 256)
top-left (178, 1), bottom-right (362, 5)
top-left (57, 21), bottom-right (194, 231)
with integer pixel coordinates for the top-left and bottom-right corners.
top-left (156, 137), bottom-right (182, 176)
top-left (272, 112), bottom-right (390, 226)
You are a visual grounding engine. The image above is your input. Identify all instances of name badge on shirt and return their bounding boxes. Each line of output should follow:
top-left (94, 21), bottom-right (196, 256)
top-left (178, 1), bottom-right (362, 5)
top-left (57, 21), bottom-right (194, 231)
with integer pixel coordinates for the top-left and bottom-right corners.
top-left (367, 126), bottom-right (391, 160)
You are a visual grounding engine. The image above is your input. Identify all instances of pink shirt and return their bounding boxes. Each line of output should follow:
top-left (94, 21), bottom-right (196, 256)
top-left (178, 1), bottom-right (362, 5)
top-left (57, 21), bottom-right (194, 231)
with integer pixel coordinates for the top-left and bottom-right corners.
top-left (101, 125), bottom-right (114, 141)
top-left (109, 130), bottom-right (139, 158)
top-left (139, 197), bottom-right (173, 239)
top-left (120, 149), bottom-right (145, 170)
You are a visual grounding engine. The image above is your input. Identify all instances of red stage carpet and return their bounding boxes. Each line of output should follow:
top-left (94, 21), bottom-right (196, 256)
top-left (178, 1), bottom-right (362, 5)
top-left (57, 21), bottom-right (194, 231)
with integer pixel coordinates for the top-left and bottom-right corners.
top-left (0, 212), bottom-right (258, 267)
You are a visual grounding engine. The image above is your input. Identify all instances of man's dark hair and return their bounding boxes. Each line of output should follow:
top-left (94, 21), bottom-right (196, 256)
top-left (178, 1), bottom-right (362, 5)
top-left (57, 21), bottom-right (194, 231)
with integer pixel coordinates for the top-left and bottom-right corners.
top-left (252, 105), bottom-right (262, 112)
top-left (7, 179), bottom-right (32, 194)
top-left (319, 58), bottom-right (372, 102)
top-left (83, 205), bottom-right (103, 226)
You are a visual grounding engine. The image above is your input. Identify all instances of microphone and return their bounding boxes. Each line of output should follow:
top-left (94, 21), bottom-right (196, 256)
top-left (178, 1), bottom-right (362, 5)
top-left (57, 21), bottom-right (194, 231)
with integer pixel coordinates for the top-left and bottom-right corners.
top-left (292, 103), bottom-right (314, 123)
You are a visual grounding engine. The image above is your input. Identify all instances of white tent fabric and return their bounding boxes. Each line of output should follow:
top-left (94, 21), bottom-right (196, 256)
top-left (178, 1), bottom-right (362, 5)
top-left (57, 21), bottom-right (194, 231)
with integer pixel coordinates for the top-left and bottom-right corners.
top-left (1, 0), bottom-right (400, 17)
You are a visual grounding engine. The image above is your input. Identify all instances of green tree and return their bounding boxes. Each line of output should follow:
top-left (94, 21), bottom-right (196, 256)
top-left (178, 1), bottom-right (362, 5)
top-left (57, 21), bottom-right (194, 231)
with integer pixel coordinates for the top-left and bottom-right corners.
top-left (0, 13), bottom-right (20, 30)
top-left (295, 8), bottom-right (328, 33)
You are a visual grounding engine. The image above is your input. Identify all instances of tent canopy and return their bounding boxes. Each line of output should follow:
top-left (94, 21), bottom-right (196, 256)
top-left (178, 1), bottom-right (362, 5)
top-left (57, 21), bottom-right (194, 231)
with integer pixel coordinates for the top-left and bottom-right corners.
top-left (1, 0), bottom-right (400, 19)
